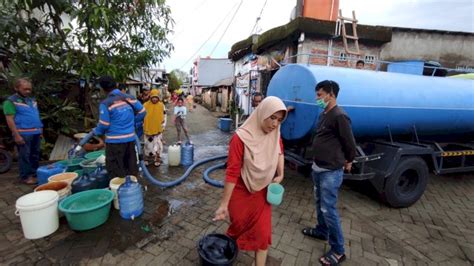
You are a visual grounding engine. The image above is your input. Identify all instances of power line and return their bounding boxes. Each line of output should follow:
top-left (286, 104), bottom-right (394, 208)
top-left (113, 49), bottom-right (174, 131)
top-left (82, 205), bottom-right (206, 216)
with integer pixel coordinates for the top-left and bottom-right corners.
top-left (250, 0), bottom-right (268, 35)
top-left (209, 0), bottom-right (243, 56)
top-left (179, 1), bottom-right (241, 70)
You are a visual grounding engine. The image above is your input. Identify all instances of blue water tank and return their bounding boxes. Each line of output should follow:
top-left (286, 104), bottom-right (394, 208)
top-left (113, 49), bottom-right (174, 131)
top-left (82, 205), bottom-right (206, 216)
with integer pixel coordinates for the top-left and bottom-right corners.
top-left (267, 64), bottom-right (474, 141)
top-left (118, 175), bottom-right (144, 220)
top-left (37, 163), bottom-right (66, 185)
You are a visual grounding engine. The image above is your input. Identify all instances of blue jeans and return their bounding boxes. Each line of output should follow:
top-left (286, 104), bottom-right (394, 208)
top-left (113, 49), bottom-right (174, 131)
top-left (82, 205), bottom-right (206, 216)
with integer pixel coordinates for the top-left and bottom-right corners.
top-left (312, 169), bottom-right (345, 255)
top-left (17, 134), bottom-right (41, 180)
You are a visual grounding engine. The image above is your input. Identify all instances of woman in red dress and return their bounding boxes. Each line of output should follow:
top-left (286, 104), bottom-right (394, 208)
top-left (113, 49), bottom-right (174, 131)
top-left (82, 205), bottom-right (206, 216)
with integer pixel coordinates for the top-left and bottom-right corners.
top-left (213, 96), bottom-right (287, 266)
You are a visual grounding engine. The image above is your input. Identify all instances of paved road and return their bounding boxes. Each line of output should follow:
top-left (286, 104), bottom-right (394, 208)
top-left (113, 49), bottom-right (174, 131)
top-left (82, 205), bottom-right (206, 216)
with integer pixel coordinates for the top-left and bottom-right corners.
top-left (0, 104), bottom-right (472, 265)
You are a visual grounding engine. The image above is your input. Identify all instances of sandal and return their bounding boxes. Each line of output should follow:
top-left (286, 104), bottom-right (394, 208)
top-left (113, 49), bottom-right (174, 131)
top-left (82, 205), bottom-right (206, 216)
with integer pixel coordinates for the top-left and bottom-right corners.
top-left (319, 251), bottom-right (346, 265)
top-left (302, 227), bottom-right (328, 240)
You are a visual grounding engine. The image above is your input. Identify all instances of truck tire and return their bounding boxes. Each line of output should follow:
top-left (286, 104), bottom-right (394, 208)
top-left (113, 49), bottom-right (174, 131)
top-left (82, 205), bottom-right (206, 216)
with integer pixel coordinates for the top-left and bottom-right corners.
top-left (0, 149), bottom-right (12, 174)
top-left (383, 156), bottom-right (429, 208)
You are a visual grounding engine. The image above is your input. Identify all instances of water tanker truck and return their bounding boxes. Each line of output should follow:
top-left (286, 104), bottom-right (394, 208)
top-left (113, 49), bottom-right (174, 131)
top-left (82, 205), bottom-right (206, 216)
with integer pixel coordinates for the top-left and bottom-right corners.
top-left (267, 64), bottom-right (474, 207)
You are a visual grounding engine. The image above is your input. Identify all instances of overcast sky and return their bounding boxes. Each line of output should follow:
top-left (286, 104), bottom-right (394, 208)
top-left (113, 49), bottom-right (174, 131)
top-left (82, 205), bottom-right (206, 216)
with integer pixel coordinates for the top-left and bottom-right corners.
top-left (162, 0), bottom-right (474, 72)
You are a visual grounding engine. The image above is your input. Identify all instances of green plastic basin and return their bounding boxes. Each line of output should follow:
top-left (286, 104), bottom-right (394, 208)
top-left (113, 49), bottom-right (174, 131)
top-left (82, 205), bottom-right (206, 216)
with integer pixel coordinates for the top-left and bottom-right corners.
top-left (84, 150), bottom-right (105, 160)
top-left (59, 189), bottom-right (114, 231)
top-left (74, 169), bottom-right (84, 177)
top-left (80, 158), bottom-right (99, 174)
top-left (57, 158), bottom-right (85, 172)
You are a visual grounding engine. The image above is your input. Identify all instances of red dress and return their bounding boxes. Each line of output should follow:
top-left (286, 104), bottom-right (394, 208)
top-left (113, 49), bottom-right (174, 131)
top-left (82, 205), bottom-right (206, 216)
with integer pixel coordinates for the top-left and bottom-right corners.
top-left (225, 134), bottom-right (283, 251)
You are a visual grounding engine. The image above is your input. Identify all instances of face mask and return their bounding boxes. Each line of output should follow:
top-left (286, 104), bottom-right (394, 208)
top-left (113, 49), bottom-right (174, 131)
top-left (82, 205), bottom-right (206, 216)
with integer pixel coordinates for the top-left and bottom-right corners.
top-left (316, 95), bottom-right (329, 109)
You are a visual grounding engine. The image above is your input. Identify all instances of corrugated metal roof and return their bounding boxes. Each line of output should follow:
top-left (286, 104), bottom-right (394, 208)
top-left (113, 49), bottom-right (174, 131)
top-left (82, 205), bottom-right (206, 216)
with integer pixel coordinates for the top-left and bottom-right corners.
top-left (212, 77), bottom-right (233, 87)
top-left (197, 58), bottom-right (234, 86)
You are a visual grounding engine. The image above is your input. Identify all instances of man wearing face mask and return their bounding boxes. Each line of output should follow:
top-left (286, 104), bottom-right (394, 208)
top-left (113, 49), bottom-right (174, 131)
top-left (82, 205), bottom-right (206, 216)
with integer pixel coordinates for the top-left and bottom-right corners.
top-left (302, 80), bottom-right (356, 266)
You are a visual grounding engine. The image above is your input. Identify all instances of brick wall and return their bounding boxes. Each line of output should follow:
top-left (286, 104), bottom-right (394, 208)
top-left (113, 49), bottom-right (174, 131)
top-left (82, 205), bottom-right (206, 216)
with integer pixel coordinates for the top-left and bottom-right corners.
top-left (299, 37), bottom-right (383, 70)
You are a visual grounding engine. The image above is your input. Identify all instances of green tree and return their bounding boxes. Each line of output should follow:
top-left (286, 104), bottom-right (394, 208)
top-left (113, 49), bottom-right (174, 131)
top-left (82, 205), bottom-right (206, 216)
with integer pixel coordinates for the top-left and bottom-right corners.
top-left (167, 71), bottom-right (182, 92)
top-left (0, 0), bottom-right (174, 156)
top-left (172, 69), bottom-right (189, 84)
top-left (0, 0), bottom-right (174, 82)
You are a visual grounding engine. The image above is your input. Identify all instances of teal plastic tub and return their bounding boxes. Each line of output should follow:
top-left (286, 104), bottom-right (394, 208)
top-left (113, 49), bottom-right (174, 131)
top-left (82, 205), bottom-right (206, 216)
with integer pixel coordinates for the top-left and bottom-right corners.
top-left (59, 189), bottom-right (114, 231)
top-left (80, 158), bottom-right (99, 174)
top-left (74, 169), bottom-right (84, 177)
top-left (57, 158), bottom-right (84, 172)
top-left (84, 150), bottom-right (105, 160)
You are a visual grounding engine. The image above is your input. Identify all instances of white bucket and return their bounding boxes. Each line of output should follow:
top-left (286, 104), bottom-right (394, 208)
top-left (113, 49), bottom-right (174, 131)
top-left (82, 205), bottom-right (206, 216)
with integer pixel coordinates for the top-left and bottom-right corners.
top-left (109, 176), bottom-right (137, 210)
top-left (15, 191), bottom-right (59, 239)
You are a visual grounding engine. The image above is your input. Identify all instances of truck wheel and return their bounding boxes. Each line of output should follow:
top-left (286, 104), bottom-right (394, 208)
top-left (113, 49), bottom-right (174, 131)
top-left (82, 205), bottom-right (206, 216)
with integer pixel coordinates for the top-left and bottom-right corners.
top-left (383, 156), bottom-right (428, 208)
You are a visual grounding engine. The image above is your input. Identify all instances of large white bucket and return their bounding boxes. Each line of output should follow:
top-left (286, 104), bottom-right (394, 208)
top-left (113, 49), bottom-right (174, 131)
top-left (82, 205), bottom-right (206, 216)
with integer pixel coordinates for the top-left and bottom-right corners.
top-left (15, 191), bottom-right (59, 239)
top-left (109, 176), bottom-right (137, 210)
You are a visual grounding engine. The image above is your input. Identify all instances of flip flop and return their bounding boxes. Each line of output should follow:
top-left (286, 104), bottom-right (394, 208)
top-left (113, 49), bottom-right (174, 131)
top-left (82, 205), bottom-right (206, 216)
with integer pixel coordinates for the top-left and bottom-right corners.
top-left (302, 227), bottom-right (328, 240)
top-left (319, 251), bottom-right (346, 265)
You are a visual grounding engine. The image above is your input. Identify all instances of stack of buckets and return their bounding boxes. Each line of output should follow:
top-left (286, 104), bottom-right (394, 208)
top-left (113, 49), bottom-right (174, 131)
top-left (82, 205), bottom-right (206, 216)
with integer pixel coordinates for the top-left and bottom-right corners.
top-left (15, 171), bottom-right (78, 239)
top-left (16, 151), bottom-right (105, 239)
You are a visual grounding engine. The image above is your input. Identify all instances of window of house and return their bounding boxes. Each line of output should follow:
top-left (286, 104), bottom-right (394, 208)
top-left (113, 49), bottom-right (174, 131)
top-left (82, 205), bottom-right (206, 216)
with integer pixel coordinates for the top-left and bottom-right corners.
top-left (339, 52), bottom-right (347, 61)
top-left (364, 55), bottom-right (376, 64)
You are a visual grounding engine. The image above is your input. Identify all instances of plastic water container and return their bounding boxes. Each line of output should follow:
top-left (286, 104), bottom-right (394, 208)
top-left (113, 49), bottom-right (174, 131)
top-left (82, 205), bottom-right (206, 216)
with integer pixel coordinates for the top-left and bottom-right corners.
top-left (168, 144), bottom-right (181, 166)
top-left (181, 142), bottom-right (194, 166)
top-left (109, 176), bottom-right (138, 210)
top-left (84, 150), bottom-right (105, 160)
top-left (37, 163), bottom-right (66, 185)
top-left (35, 181), bottom-right (71, 200)
top-left (15, 191), bottom-right (59, 239)
top-left (219, 118), bottom-right (232, 132)
top-left (267, 183), bottom-right (285, 206)
top-left (71, 174), bottom-right (97, 194)
top-left (34, 181), bottom-right (71, 217)
top-left (92, 165), bottom-right (109, 189)
top-left (48, 172), bottom-right (79, 186)
top-left (118, 176), bottom-right (144, 220)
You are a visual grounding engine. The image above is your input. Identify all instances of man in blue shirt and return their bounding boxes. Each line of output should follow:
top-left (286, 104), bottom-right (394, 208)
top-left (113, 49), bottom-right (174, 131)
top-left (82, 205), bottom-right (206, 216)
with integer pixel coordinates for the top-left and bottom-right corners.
top-left (94, 76), bottom-right (146, 178)
top-left (3, 78), bottom-right (43, 184)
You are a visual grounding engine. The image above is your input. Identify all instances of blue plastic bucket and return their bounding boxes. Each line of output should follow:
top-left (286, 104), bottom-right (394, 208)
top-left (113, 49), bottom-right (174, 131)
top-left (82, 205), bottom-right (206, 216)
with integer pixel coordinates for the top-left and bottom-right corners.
top-left (219, 118), bottom-right (232, 132)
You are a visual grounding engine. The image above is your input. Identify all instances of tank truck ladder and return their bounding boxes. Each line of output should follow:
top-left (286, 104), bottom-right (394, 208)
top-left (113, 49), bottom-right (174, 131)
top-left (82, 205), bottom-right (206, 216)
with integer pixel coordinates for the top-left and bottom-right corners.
top-left (338, 10), bottom-right (360, 56)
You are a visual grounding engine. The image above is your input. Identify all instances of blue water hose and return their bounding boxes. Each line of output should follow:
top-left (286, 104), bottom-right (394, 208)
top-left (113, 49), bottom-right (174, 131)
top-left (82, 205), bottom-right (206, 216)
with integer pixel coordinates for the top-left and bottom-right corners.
top-left (75, 131), bottom-right (227, 188)
top-left (202, 162), bottom-right (226, 188)
top-left (78, 131), bottom-right (96, 147)
top-left (134, 134), bottom-right (227, 188)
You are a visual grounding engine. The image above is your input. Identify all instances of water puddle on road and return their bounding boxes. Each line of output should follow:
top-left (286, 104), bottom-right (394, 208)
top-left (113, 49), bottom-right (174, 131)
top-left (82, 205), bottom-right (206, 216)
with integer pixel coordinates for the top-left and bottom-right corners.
top-left (49, 129), bottom-right (231, 260)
